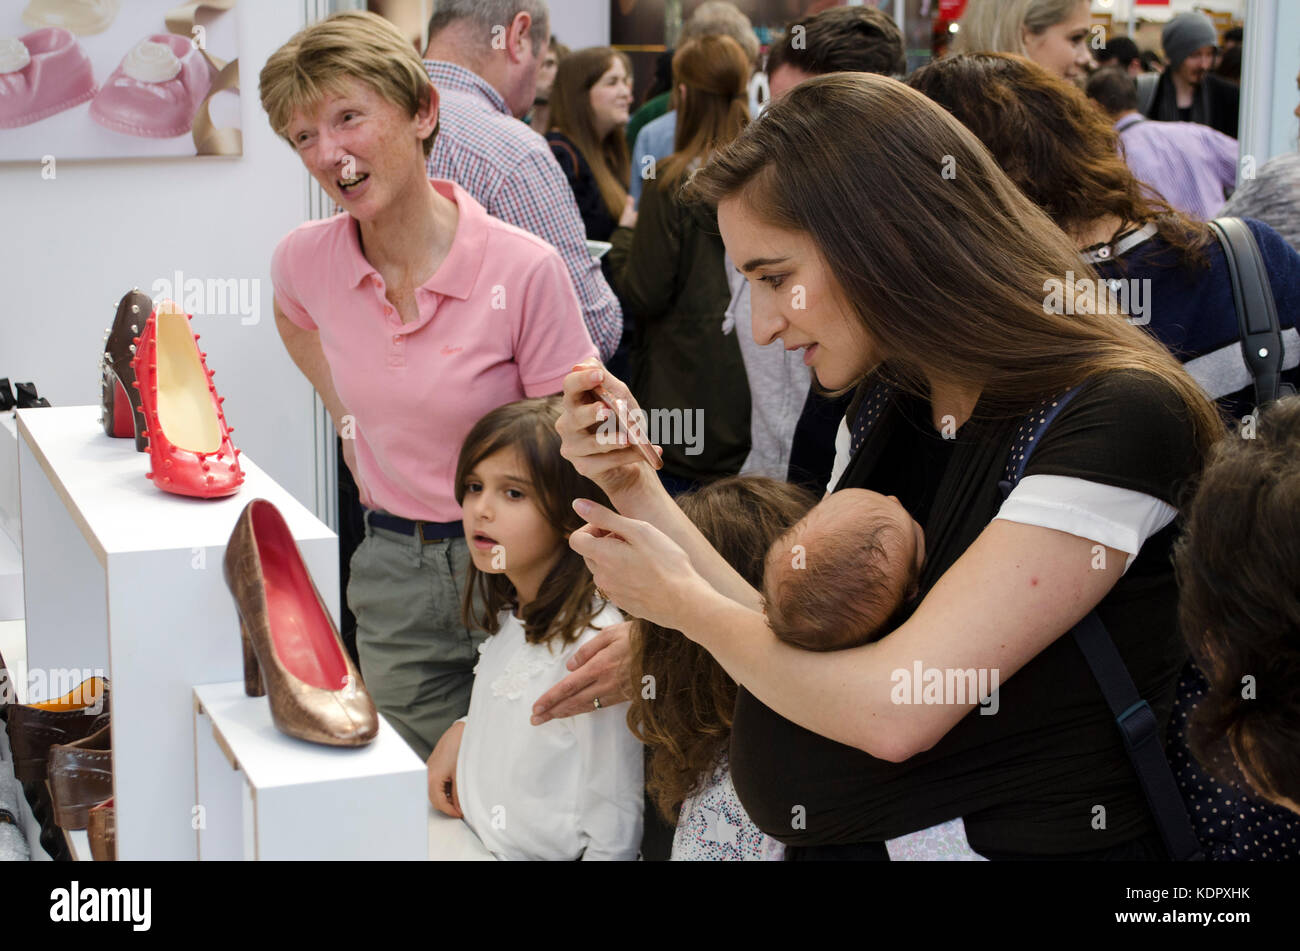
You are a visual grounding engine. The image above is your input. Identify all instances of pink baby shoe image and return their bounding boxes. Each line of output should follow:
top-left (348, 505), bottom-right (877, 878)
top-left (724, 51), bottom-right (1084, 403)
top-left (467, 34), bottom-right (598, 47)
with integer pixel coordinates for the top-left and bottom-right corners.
top-left (90, 34), bottom-right (216, 138)
top-left (22, 0), bottom-right (122, 37)
top-left (0, 28), bottom-right (96, 129)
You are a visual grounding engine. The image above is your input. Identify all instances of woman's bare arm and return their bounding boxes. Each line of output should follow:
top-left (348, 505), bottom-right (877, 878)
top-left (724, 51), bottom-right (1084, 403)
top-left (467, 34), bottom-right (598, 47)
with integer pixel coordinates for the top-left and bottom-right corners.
top-left (570, 504), bottom-right (1128, 761)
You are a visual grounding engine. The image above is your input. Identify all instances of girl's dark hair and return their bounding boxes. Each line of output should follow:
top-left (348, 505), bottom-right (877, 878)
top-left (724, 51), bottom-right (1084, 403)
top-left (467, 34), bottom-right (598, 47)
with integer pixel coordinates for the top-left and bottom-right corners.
top-left (685, 71), bottom-right (1225, 453)
top-left (626, 476), bottom-right (817, 823)
top-left (905, 52), bottom-right (1210, 267)
top-left (1173, 397), bottom-right (1300, 809)
top-left (453, 396), bottom-right (612, 647)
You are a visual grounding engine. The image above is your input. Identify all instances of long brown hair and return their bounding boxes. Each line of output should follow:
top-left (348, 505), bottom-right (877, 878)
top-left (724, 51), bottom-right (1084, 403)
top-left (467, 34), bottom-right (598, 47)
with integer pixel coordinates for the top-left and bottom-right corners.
top-left (1174, 397), bottom-right (1300, 807)
top-left (906, 53), bottom-right (1210, 264)
top-left (685, 72), bottom-right (1225, 453)
top-left (549, 46), bottom-right (631, 220)
top-left (626, 476), bottom-right (817, 823)
top-left (655, 35), bottom-right (749, 193)
top-left (453, 397), bottom-right (612, 647)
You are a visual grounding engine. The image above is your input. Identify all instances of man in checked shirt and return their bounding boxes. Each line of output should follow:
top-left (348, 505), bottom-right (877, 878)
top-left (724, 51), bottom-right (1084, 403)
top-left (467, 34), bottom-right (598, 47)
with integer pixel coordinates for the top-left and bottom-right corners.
top-left (424, 0), bottom-right (623, 362)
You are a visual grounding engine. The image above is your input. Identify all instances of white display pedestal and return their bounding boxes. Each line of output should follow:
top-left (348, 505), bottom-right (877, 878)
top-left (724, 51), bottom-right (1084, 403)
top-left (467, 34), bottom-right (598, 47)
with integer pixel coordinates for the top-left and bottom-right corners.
top-left (17, 406), bottom-right (337, 860)
top-left (0, 412), bottom-right (21, 621)
top-left (193, 682), bottom-right (426, 860)
top-left (0, 412), bottom-right (19, 545)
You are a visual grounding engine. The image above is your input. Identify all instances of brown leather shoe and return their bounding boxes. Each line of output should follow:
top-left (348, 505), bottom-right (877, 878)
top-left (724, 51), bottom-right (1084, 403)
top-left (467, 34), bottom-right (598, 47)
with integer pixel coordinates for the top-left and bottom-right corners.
top-left (48, 722), bottom-right (112, 830)
top-left (5, 677), bottom-right (110, 782)
top-left (88, 798), bottom-right (116, 861)
top-left (224, 500), bottom-right (378, 746)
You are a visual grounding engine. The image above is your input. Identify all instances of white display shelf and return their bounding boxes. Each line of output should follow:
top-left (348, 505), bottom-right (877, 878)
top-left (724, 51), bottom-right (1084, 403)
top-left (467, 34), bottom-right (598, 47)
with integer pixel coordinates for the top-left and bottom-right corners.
top-left (193, 682), bottom-right (426, 860)
top-left (17, 405), bottom-right (337, 860)
top-left (0, 412), bottom-right (18, 546)
top-left (428, 809), bottom-right (495, 861)
top-left (0, 524), bottom-right (21, 622)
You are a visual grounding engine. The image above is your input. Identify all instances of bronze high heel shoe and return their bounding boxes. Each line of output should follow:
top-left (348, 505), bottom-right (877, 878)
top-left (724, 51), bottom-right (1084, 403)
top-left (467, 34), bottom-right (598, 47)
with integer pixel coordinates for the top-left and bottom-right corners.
top-left (223, 499), bottom-right (378, 747)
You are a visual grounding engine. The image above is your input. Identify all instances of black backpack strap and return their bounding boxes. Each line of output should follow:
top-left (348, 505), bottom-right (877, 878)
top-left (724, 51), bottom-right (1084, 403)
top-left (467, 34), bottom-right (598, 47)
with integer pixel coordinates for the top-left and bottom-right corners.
top-left (1208, 217), bottom-right (1288, 408)
top-left (1071, 614), bottom-right (1204, 861)
top-left (1001, 384), bottom-right (1204, 861)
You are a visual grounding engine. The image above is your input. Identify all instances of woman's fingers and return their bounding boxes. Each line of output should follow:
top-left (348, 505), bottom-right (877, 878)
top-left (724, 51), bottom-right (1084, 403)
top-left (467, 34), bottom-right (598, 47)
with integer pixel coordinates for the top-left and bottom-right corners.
top-left (571, 498), bottom-right (641, 538)
top-left (531, 623), bottom-right (633, 724)
top-left (566, 625), bottom-right (619, 671)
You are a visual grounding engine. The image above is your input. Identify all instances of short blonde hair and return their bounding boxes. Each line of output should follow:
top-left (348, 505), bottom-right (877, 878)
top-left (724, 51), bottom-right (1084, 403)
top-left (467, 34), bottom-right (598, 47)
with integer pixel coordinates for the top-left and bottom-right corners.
top-left (260, 10), bottom-right (436, 158)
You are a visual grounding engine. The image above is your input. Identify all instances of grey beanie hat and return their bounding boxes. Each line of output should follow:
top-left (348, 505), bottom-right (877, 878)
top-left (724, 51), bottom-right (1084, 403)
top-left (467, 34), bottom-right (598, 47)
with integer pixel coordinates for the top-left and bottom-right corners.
top-left (1162, 12), bottom-right (1218, 68)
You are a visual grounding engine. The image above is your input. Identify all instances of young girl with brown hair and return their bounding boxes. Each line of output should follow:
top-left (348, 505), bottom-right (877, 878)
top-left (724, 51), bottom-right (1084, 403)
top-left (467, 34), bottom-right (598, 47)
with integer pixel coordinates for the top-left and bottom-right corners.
top-left (627, 476), bottom-right (815, 860)
top-left (425, 397), bottom-right (642, 860)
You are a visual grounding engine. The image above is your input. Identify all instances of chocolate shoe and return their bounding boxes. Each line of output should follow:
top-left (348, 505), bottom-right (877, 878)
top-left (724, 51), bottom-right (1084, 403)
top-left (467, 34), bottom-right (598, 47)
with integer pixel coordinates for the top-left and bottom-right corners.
top-left (224, 500), bottom-right (378, 746)
top-left (100, 288), bottom-right (151, 451)
top-left (5, 676), bottom-right (109, 783)
top-left (48, 722), bottom-right (111, 830)
top-left (87, 798), bottom-right (115, 860)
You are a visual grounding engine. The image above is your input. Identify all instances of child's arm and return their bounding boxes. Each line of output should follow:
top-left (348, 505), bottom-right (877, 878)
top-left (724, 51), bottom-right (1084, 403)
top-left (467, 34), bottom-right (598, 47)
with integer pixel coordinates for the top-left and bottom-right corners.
top-left (427, 719), bottom-right (466, 818)
top-left (571, 700), bottom-right (644, 860)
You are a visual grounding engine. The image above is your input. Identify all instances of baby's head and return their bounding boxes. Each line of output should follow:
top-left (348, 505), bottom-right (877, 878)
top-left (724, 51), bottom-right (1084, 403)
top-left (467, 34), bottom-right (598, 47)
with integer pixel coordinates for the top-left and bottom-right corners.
top-left (764, 489), bottom-right (925, 652)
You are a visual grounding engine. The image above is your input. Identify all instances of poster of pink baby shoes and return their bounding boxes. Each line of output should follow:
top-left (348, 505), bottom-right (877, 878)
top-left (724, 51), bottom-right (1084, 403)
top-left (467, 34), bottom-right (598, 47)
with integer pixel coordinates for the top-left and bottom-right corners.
top-left (0, 0), bottom-right (241, 160)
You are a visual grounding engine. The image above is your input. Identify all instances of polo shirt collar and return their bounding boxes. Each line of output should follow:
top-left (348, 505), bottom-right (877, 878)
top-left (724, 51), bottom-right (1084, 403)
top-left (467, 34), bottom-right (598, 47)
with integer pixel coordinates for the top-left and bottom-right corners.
top-left (341, 179), bottom-right (486, 302)
top-left (1115, 113), bottom-right (1145, 133)
top-left (424, 60), bottom-right (509, 116)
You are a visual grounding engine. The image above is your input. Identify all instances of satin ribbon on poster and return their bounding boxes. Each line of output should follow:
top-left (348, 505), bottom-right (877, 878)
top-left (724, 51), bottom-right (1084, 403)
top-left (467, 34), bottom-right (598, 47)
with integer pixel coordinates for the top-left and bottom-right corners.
top-left (165, 0), bottom-right (241, 155)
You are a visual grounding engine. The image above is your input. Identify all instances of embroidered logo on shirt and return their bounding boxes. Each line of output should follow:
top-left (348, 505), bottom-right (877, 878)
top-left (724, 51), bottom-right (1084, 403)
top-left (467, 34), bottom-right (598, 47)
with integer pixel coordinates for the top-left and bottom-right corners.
top-left (441, 345), bottom-right (464, 356)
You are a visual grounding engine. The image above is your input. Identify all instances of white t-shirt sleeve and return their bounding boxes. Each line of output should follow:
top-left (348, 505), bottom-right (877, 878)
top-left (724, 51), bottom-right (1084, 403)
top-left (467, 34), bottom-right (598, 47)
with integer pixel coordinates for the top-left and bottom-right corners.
top-left (994, 474), bottom-right (1177, 572)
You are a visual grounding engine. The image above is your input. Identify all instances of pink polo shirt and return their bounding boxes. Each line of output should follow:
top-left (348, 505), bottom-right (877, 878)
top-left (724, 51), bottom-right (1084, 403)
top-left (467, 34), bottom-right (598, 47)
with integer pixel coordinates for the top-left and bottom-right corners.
top-left (271, 179), bottom-right (597, 522)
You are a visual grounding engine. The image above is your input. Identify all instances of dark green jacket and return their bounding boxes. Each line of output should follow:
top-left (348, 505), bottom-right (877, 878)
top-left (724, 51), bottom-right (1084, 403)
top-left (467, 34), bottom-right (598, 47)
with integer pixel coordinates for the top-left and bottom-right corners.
top-left (608, 178), bottom-right (750, 483)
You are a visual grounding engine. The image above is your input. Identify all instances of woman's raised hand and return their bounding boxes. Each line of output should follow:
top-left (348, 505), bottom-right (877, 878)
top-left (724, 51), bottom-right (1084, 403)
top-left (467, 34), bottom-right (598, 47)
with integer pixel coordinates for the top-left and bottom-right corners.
top-left (568, 497), bottom-right (711, 632)
top-left (556, 360), bottom-right (663, 504)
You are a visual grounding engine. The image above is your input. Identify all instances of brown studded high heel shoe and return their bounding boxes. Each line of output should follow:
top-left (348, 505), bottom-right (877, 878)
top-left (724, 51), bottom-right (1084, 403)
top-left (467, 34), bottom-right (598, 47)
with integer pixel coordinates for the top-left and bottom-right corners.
top-left (100, 288), bottom-right (151, 452)
top-left (223, 499), bottom-right (378, 747)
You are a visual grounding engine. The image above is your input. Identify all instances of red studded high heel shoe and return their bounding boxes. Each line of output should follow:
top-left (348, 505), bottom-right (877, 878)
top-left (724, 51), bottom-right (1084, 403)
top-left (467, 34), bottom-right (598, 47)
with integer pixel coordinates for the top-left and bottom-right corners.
top-left (100, 287), bottom-right (151, 451)
top-left (131, 299), bottom-right (244, 498)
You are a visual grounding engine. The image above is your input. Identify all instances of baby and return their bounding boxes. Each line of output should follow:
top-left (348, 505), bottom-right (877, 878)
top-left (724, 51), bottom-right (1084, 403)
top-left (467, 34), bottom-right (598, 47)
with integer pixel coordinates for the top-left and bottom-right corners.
top-left (763, 489), bottom-right (925, 651)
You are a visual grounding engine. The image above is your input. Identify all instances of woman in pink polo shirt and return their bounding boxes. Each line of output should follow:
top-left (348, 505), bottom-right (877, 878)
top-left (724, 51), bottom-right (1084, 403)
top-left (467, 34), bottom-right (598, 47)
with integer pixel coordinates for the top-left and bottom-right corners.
top-left (259, 11), bottom-right (598, 760)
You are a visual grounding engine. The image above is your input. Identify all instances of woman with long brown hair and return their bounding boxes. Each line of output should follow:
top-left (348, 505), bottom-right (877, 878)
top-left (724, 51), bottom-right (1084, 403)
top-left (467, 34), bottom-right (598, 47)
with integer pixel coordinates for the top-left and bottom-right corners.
top-left (609, 33), bottom-right (754, 494)
top-left (546, 72), bottom-right (1225, 860)
top-left (905, 53), bottom-right (1300, 424)
top-left (907, 51), bottom-right (1300, 860)
top-left (545, 46), bottom-right (636, 241)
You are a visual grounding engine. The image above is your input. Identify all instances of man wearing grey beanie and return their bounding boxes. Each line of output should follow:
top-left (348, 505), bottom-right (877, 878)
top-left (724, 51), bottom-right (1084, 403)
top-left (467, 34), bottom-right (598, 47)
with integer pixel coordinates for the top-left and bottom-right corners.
top-left (1139, 11), bottom-right (1240, 137)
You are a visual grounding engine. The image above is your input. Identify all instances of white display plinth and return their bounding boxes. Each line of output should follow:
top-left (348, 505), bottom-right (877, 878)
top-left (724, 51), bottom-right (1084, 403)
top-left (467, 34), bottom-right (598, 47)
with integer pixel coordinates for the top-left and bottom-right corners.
top-left (193, 682), bottom-right (427, 860)
top-left (428, 809), bottom-right (495, 861)
top-left (0, 524), bottom-right (21, 621)
top-left (17, 406), bottom-right (337, 860)
top-left (0, 413), bottom-right (21, 621)
top-left (0, 412), bottom-right (19, 545)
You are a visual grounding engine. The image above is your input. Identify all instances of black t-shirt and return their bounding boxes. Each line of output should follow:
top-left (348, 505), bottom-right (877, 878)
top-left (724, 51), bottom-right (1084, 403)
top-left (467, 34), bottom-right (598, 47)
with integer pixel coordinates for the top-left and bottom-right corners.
top-left (729, 371), bottom-right (1202, 856)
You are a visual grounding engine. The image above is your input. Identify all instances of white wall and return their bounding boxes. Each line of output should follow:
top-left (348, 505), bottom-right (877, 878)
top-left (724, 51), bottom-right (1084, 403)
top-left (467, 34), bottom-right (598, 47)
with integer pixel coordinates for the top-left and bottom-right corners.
top-left (547, 0), bottom-right (611, 49)
top-left (0, 2), bottom-right (318, 509)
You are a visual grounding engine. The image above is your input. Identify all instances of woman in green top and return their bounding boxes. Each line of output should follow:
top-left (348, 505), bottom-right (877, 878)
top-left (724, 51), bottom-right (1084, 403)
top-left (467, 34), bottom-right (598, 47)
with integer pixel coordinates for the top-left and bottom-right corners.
top-left (609, 34), bottom-right (753, 494)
